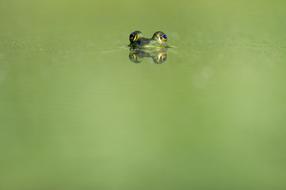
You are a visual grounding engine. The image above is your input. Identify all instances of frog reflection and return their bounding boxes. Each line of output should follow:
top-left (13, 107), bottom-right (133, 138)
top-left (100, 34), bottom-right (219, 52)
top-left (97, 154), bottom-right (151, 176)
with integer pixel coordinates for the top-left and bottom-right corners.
top-left (129, 48), bottom-right (168, 64)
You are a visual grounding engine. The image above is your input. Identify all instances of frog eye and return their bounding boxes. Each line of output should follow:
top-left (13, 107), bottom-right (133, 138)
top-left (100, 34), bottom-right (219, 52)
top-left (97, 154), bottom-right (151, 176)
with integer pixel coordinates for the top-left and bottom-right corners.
top-left (129, 34), bottom-right (135, 41)
top-left (162, 34), bottom-right (167, 39)
top-left (133, 34), bottom-right (138, 41)
top-left (130, 32), bottom-right (140, 42)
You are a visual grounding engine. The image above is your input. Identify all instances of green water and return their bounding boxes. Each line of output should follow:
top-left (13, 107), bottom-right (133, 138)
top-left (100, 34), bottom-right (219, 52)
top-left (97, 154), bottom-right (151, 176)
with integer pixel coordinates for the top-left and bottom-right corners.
top-left (1, 0), bottom-right (286, 189)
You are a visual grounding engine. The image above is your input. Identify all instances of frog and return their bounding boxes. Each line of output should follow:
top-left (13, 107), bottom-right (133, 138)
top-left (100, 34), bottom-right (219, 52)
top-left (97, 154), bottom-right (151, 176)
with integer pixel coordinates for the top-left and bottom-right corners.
top-left (129, 31), bottom-right (169, 49)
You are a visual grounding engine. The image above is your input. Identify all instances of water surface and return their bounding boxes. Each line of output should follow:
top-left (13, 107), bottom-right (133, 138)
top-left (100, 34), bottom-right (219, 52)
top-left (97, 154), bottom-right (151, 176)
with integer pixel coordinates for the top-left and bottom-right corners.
top-left (1, 0), bottom-right (286, 189)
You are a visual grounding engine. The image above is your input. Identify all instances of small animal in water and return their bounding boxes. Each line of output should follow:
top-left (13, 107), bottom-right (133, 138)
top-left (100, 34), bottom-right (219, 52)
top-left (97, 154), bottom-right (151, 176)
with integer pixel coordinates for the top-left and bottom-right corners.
top-left (129, 31), bottom-right (169, 48)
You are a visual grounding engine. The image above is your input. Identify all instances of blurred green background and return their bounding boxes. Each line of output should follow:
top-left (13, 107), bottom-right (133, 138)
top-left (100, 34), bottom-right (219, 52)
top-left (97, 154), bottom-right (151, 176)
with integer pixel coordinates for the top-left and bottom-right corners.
top-left (1, 0), bottom-right (286, 189)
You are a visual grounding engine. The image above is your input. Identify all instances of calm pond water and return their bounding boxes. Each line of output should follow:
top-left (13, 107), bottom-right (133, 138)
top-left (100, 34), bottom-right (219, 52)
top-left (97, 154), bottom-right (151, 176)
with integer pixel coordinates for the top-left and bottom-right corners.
top-left (1, 0), bottom-right (286, 189)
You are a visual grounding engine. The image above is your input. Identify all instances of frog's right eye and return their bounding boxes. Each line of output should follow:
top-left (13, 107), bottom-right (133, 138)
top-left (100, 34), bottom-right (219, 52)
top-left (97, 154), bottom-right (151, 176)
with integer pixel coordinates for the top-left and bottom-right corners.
top-left (130, 34), bottom-right (138, 42)
top-left (129, 33), bottom-right (135, 42)
top-left (129, 31), bottom-right (142, 42)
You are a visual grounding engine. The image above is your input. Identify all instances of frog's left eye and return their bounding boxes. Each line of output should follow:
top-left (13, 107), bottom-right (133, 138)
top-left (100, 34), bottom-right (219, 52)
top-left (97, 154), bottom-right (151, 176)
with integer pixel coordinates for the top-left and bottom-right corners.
top-left (162, 34), bottom-right (167, 39)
